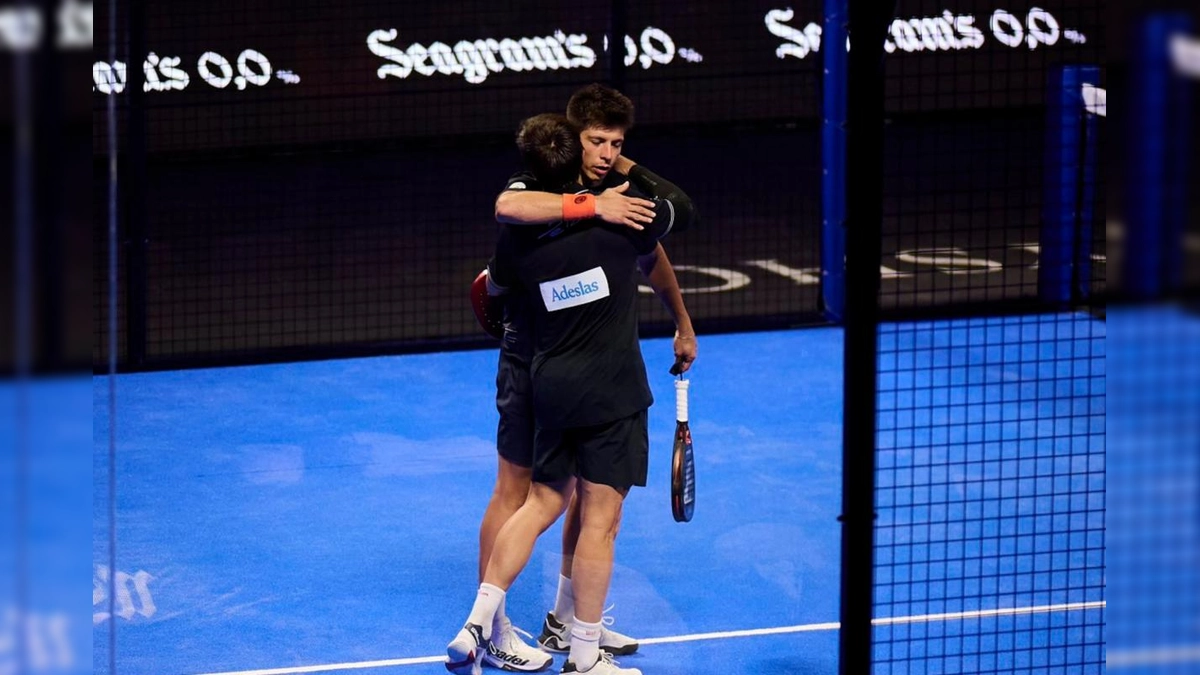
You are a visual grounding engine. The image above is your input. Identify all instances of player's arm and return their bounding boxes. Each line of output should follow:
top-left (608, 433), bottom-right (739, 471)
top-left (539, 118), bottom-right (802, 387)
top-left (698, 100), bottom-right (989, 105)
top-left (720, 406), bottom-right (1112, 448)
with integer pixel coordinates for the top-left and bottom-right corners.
top-left (472, 227), bottom-right (518, 339)
top-left (638, 243), bottom-right (697, 373)
top-left (495, 173), bottom-right (657, 230)
top-left (486, 225), bottom-right (519, 296)
top-left (614, 156), bottom-right (699, 233)
top-left (495, 190), bottom-right (569, 225)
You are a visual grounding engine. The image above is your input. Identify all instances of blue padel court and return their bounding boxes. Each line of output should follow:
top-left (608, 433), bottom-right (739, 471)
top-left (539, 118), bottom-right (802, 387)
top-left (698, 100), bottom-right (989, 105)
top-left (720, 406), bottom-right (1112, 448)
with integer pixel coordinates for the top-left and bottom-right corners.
top-left (93, 314), bottom-right (1105, 675)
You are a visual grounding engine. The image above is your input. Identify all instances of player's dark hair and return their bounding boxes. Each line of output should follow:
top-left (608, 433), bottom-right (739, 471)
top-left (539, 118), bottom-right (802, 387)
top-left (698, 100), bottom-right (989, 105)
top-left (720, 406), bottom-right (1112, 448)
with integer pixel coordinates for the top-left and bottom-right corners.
top-left (516, 113), bottom-right (582, 189)
top-left (566, 83), bottom-right (635, 131)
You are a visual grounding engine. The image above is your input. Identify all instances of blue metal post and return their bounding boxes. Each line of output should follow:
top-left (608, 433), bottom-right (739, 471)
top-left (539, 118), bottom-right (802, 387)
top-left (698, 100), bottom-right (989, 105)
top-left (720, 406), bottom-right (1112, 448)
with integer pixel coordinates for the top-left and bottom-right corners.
top-left (1126, 13), bottom-right (1193, 300)
top-left (822, 0), bottom-right (848, 322)
top-left (1041, 64), bottom-right (1100, 305)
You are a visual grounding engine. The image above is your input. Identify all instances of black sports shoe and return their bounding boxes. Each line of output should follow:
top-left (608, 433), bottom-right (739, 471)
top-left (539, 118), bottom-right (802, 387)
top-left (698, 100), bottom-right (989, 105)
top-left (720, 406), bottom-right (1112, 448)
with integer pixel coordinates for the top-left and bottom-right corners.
top-left (538, 610), bottom-right (639, 656)
top-left (537, 612), bottom-right (571, 653)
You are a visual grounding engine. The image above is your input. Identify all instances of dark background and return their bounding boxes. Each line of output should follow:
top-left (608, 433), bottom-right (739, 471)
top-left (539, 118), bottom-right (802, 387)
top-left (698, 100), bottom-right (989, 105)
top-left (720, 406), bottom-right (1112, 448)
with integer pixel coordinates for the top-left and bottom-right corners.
top-left (91, 0), bottom-right (1106, 370)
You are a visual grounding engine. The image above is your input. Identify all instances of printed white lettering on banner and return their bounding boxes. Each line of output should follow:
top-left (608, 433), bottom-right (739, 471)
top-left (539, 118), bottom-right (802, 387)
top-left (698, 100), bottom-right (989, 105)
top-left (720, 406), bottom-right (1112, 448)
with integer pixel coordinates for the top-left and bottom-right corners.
top-left (765, 8), bottom-right (822, 60)
top-left (990, 9), bottom-right (1061, 50)
top-left (885, 12), bottom-right (984, 54)
top-left (369, 26), bottom-right (694, 84)
top-left (1024, 8), bottom-right (1060, 50)
top-left (768, 6), bottom-right (1084, 60)
top-left (895, 248), bottom-right (1002, 275)
top-left (0, 6), bottom-right (42, 52)
top-left (236, 49), bottom-right (273, 89)
top-left (990, 10), bottom-right (1023, 47)
top-left (95, 47), bottom-right (291, 94)
top-left (638, 27), bottom-right (675, 69)
top-left (93, 60), bottom-right (127, 94)
top-left (370, 28), bottom-right (596, 84)
top-left (57, 0), bottom-right (90, 48)
top-left (93, 565), bottom-right (157, 623)
top-left (144, 52), bottom-right (190, 92)
top-left (0, 1), bottom-right (90, 51)
top-left (198, 51), bottom-right (234, 88)
top-left (745, 259), bottom-right (821, 285)
top-left (0, 607), bottom-right (74, 670)
top-left (623, 35), bottom-right (637, 67)
top-left (671, 266), bottom-right (752, 294)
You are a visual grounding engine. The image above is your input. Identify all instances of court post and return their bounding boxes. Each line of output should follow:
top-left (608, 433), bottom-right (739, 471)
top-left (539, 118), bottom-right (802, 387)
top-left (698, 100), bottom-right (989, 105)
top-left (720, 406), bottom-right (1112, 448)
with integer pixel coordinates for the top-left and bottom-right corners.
top-left (821, 0), bottom-right (848, 323)
top-left (608, 0), bottom-right (628, 91)
top-left (124, 0), bottom-right (149, 367)
top-left (839, 3), bottom-right (894, 674)
top-left (1125, 13), bottom-right (1193, 300)
top-left (1041, 65), bottom-right (1100, 306)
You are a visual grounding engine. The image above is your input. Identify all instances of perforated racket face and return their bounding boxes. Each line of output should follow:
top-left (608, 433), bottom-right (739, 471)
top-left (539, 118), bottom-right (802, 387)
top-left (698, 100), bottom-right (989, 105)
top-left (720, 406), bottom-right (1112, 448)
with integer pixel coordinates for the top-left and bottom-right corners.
top-left (671, 424), bottom-right (694, 522)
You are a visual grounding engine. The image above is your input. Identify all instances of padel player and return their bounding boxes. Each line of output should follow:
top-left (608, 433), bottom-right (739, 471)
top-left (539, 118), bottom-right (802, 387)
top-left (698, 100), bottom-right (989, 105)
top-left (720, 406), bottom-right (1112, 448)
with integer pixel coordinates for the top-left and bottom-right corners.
top-left (467, 86), bottom-right (698, 672)
top-left (449, 107), bottom-right (687, 674)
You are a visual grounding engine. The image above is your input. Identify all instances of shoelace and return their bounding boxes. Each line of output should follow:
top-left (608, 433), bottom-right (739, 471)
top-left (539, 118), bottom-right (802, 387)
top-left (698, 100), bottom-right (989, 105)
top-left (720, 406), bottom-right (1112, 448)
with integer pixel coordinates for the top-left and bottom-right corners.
top-left (496, 622), bottom-right (537, 649)
top-left (599, 604), bottom-right (618, 629)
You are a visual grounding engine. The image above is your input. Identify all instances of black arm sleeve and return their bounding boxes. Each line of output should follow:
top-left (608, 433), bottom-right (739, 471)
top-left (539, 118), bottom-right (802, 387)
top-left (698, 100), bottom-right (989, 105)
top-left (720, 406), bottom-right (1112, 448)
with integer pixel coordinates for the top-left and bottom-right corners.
top-left (487, 225), bottom-right (520, 294)
top-left (628, 164), bottom-right (698, 233)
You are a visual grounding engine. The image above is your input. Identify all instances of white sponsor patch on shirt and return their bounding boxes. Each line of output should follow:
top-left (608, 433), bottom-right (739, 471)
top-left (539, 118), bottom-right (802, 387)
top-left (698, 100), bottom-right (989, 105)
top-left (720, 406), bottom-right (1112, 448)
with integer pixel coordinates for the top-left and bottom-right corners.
top-left (539, 266), bottom-right (610, 312)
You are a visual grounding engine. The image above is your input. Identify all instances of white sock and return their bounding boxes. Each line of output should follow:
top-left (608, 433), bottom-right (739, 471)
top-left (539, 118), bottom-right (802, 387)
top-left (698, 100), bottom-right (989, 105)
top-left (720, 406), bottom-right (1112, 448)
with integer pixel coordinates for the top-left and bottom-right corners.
top-left (491, 594), bottom-right (509, 640)
top-left (467, 583), bottom-right (505, 640)
top-left (568, 618), bottom-right (602, 671)
top-left (552, 574), bottom-right (574, 622)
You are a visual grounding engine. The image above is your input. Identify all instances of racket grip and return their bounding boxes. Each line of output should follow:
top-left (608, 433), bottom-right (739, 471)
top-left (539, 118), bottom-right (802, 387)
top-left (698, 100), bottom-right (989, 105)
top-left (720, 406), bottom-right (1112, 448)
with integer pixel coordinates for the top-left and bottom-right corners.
top-left (675, 379), bottom-right (689, 422)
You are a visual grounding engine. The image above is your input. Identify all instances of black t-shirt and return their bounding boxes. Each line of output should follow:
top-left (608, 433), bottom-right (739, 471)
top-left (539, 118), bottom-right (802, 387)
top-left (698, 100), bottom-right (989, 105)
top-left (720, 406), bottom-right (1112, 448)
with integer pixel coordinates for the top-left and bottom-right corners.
top-left (489, 170), bottom-right (675, 428)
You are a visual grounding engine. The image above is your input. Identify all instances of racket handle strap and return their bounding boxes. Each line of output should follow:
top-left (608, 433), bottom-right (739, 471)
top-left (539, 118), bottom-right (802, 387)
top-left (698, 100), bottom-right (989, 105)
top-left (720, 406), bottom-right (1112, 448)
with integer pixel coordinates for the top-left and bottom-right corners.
top-left (675, 379), bottom-right (689, 422)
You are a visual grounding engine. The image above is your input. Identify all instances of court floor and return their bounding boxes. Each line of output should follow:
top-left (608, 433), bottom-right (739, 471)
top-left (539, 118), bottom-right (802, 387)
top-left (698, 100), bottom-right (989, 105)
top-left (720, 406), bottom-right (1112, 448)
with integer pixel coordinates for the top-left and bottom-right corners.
top-left (92, 315), bottom-right (1105, 675)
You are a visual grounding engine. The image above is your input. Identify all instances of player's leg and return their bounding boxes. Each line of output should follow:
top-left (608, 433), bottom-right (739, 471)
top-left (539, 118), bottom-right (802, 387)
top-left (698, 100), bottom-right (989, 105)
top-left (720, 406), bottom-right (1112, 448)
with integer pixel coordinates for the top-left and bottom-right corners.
top-left (480, 460), bottom-right (532, 580)
top-left (451, 477), bottom-right (572, 675)
top-left (453, 354), bottom-right (548, 674)
top-left (480, 454), bottom-right (552, 672)
top-left (539, 488), bottom-right (637, 657)
top-left (559, 411), bottom-right (647, 674)
top-left (481, 355), bottom-right (535, 624)
top-left (551, 490), bottom-right (581, 621)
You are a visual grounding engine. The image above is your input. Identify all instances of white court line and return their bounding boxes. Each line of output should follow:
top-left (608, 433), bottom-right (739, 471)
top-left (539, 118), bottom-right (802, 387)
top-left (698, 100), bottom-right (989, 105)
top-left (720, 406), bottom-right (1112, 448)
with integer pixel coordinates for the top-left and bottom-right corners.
top-left (1109, 644), bottom-right (1200, 668)
top-left (191, 601), bottom-right (1105, 675)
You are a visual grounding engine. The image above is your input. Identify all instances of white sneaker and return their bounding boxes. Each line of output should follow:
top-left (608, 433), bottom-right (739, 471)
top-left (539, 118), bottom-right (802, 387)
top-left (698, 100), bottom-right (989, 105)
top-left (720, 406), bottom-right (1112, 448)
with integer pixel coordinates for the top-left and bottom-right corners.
top-left (446, 623), bottom-right (487, 675)
top-left (559, 652), bottom-right (642, 674)
top-left (485, 620), bottom-right (554, 672)
top-left (537, 607), bottom-right (639, 656)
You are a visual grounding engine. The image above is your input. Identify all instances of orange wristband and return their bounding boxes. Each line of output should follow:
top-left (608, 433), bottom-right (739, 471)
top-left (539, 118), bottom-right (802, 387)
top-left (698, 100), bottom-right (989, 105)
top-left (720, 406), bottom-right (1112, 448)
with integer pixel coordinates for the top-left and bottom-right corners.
top-left (562, 193), bottom-right (596, 220)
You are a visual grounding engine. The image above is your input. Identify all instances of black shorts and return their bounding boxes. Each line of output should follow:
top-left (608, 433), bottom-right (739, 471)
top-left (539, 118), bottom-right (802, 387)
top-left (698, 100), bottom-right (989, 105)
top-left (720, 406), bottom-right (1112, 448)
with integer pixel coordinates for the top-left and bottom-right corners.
top-left (533, 409), bottom-right (649, 490)
top-left (495, 350), bottom-right (535, 468)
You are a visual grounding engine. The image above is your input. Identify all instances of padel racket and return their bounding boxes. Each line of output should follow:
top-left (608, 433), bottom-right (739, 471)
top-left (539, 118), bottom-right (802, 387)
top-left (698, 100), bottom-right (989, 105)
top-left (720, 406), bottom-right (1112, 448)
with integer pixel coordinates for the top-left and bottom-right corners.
top-left (670, 360), bottom-right (695, 523)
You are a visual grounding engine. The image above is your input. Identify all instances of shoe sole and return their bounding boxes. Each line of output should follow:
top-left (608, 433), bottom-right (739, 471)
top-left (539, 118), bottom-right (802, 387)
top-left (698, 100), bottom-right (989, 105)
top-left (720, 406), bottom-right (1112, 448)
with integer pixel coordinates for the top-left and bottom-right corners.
top-left (601, 643), bottom-right (638, 657)
top-left (446, 645), bottom-right (480, 675)
top-left (536, 636), bottom-right (569, 654)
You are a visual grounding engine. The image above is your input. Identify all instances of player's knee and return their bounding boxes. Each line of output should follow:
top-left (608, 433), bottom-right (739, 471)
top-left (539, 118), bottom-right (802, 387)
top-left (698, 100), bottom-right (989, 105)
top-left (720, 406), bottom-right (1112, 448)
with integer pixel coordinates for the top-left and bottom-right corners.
top-left (580, 502), bottom-right (623, 541)
top-left (493, 458), bottom-right (533, 508)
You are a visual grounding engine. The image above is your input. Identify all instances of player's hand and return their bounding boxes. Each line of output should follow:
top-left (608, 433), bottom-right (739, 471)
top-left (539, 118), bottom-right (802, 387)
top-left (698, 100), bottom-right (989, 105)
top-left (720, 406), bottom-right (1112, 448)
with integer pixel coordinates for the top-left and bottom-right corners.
top-left (672, 331), bottom-right (697, 374)
top-left (595, 182), bottom-right (656, 231)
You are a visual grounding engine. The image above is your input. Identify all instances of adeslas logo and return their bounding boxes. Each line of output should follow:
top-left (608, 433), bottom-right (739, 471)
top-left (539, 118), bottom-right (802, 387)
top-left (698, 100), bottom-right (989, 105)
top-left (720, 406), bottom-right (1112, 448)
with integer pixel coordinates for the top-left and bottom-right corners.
top-left (540, 266), bottom-right (610, 312)
top-left (550, 280), bottom-right (602, 303)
